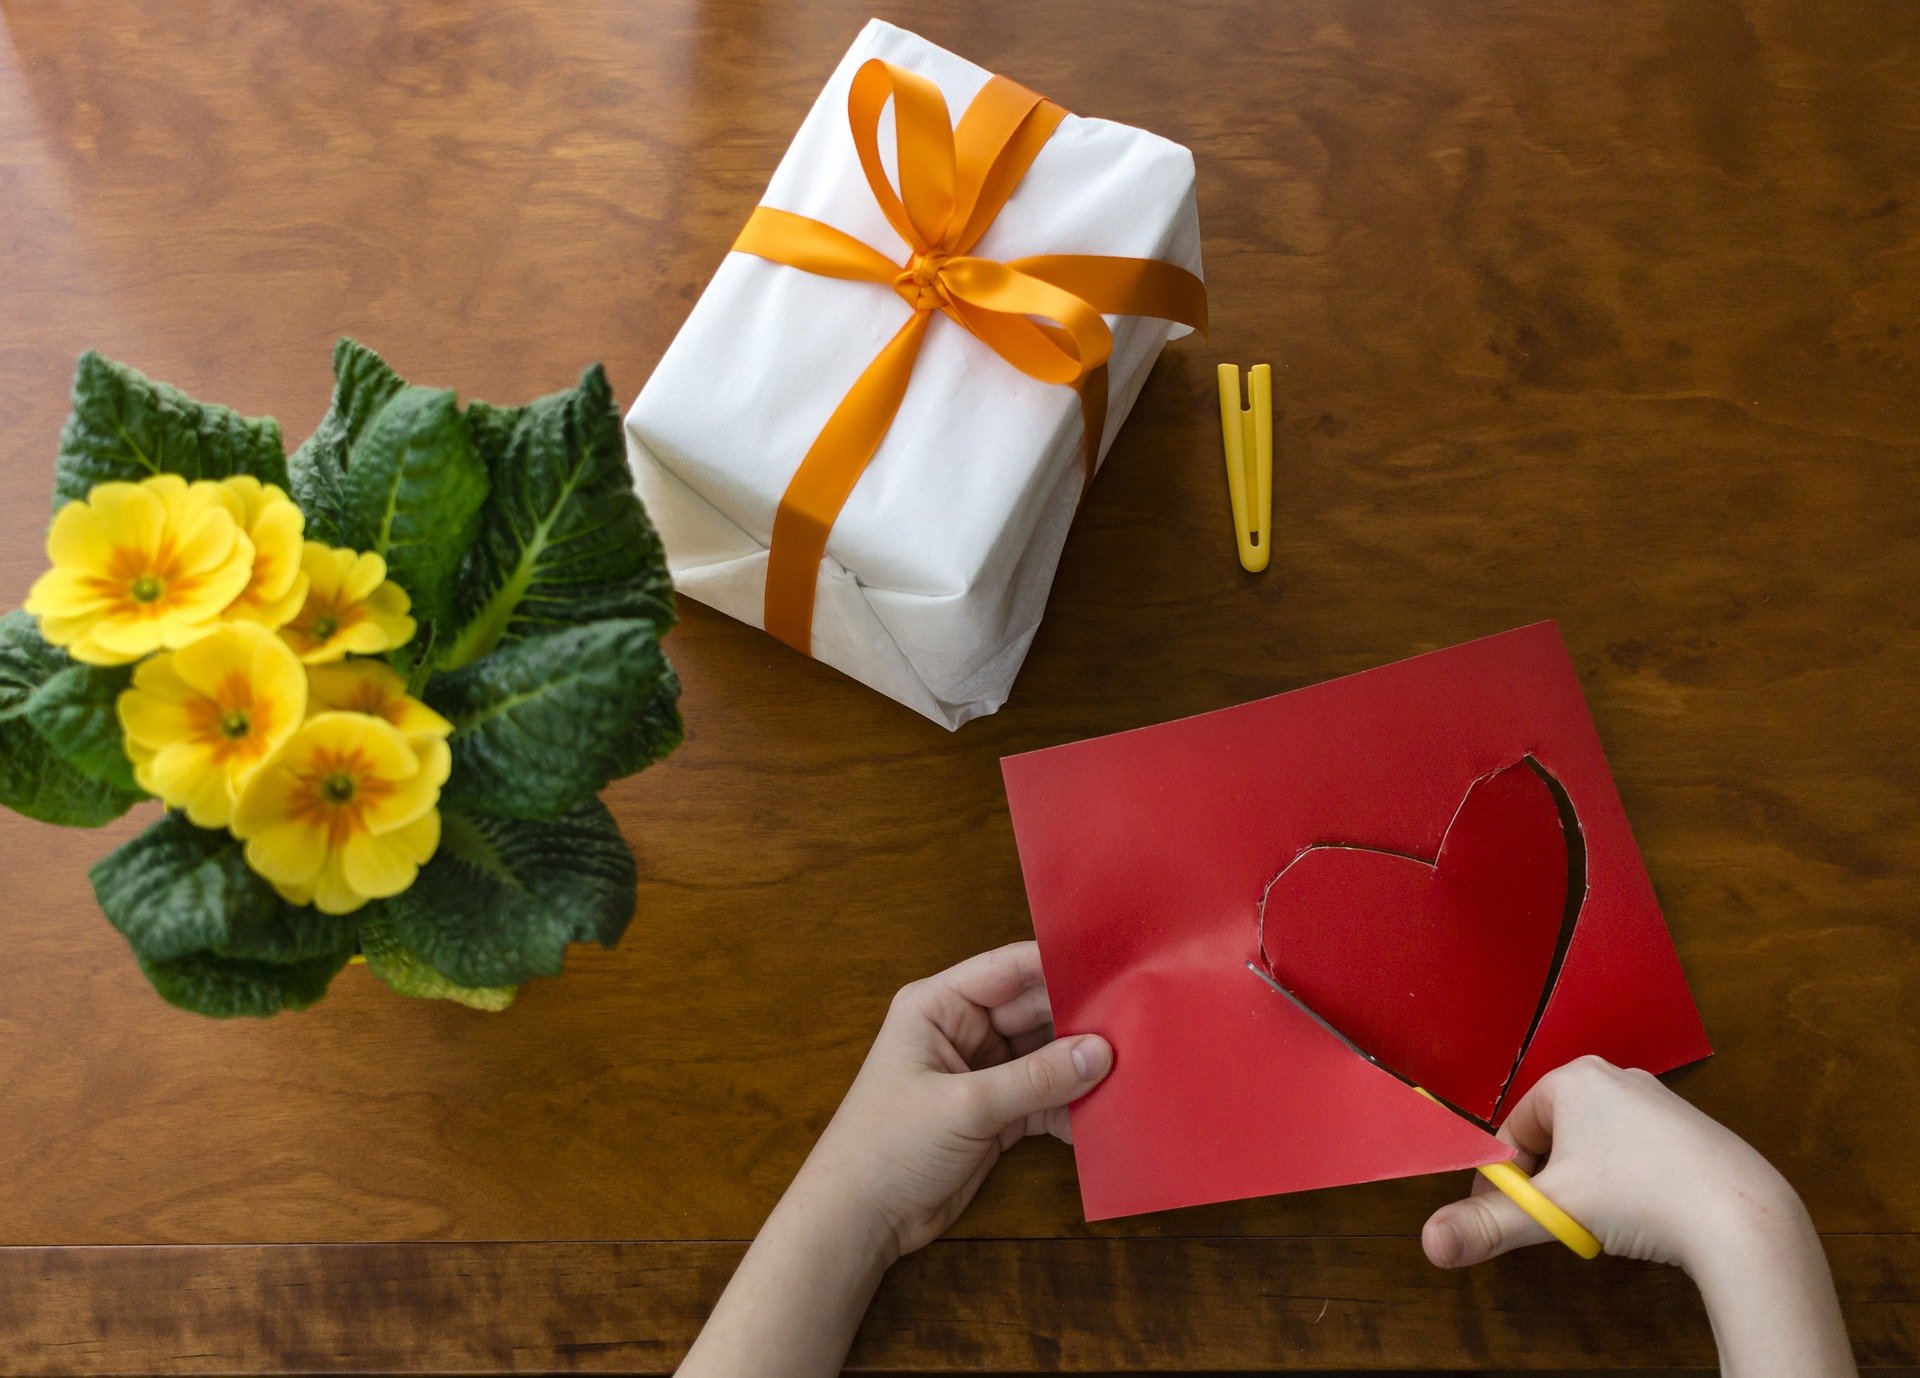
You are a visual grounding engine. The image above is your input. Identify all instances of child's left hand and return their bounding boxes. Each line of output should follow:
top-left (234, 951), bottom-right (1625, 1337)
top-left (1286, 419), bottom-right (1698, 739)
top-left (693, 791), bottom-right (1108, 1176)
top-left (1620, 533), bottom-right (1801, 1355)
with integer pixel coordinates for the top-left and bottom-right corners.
top-left (793, 940), bottom-right (1113, 1262)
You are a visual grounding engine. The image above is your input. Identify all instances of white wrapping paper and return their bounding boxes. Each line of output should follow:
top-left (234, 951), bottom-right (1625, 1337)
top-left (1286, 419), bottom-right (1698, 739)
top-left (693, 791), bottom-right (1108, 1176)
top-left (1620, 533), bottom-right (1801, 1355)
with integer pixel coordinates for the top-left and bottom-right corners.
top-left (625, 19), bottom-right (1203, 728)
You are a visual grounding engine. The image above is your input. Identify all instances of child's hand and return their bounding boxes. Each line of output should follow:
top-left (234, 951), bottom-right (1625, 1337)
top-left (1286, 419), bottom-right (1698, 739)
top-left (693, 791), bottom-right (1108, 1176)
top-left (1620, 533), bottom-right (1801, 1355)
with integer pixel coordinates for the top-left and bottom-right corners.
top-left (1423, 1056), bottom-right (1805, 1274)
top-left (793, 941), bottom-right (1111, 1263)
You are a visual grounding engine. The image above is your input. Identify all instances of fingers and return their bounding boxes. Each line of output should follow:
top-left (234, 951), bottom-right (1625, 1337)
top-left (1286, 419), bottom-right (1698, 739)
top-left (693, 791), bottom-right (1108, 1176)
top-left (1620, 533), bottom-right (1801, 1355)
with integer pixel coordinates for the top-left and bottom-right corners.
top-left (1008, 1023), bottom-right (1053, 1059)
top-left (1497, 1072), bottom-right (1561, 1160)
top-left (1037, 1104), bottom-right (1075, 1144)
top-left (1423, 1183), bottom-right (1553, 1267)
top-left (930, 941), bottom-right (1044, 1011)
top-left (989, 982), bottom-right (1052, 1038)
top-left (963, 1033), bottom-right (1112, 1136)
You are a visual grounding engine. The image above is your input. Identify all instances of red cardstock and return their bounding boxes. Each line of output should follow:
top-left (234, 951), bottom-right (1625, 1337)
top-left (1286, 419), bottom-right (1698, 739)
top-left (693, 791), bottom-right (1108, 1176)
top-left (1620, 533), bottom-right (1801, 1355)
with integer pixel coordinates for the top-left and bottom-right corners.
top-left (1002, 623), bottom-right (1711, 1221)
top-left (1259, 759), bottom-right (1574, 1121)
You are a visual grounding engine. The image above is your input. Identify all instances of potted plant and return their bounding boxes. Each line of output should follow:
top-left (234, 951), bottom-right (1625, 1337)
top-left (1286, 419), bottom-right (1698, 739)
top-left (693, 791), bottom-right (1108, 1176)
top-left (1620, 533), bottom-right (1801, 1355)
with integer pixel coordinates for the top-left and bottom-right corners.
top-left (0, 341), bottom-right (681, 1014)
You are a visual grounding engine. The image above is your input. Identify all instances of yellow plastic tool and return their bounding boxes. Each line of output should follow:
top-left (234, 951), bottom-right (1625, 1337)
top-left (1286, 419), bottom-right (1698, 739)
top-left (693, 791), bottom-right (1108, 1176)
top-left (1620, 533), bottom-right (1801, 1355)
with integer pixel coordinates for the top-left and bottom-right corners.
top-left (1415, 1089), bottom-right (1603, 1259)
top-left (1246, 961), bottom-right (1601, 1259)
top-left (1216, 363), bottom-right (1273, 572)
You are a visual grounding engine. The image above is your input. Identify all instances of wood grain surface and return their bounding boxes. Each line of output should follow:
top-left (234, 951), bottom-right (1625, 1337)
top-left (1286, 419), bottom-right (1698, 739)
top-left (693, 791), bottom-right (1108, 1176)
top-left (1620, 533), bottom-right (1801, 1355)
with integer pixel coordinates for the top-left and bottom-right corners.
top-left (1, 0), bottom-right (1915, 1370)
top-left (4, 1236), bottom-right (1919, 1374)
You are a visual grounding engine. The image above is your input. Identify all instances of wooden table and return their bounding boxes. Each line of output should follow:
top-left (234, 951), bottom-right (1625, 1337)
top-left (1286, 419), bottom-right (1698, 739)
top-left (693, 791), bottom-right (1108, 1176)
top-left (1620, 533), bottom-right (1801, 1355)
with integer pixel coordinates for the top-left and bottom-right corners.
top-left (2, 1), bottom-right (1916, 1372)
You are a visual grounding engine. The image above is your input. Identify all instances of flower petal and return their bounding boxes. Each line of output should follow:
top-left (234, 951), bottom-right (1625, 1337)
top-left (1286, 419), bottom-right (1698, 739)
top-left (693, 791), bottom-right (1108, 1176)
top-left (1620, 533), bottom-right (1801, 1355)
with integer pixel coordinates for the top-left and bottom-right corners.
top-left (362, 737), bottom-right (448, 834)
top-left (336, 619), bottom-right (404, 656)
top-left (169, 622), bottom-right (265, 697)
top-left (43, 501), bottom-right (117, 574)
top-left (394, 808), bottom-right (441, 864)
top-left (391, 696), bottom-right (453, 742)
top-left (147, 742), bottom-right (236, 828)
top-left (247, 631), bottom-right (309, 731)
top-left (23, 567), bottom-right (117, 620)
top-left (233, 757), bottom-right (306, 839)
top-left (306, 660), bottom-right (404, 716)
top-left (341, 827), bottom-right (423, 900)
top-left (310, 852), bottom-right (369, 915)
top-left (244, 819), bottom-right (329, 889)
top-left (64, 632), bottom-right (142, 666)
top-left (87, 483), bottom-right (168, 560)
top-left (118, 684), bottom-right (197, 750)
top-left (85, 614), bottom-right (169, 661)
top-left (341, 552), bottom-right (390, 604)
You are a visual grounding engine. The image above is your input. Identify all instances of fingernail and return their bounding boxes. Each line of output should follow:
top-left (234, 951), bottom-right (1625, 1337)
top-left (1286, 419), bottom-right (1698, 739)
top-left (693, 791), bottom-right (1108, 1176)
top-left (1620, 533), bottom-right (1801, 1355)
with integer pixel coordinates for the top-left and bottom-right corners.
top-left (1071, 1035), bottom-right (1112, 1081)
top-left (1429, 1220), bottom-right (1465, 1267)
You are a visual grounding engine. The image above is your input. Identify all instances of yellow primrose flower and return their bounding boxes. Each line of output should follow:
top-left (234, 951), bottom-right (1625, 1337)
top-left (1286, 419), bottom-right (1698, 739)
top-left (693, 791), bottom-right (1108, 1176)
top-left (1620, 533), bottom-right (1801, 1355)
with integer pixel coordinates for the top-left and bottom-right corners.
top-left (214, 476), bottom-right (309, 629)
top-left (117, 622), bottom-right (308, 828)
top-left (232, 711), bottom-right (450, 914)
top-left (305, 660), bottom-right (451, 746)
top-left (279, 543), bottom-right (416, 664)
top-left (24, 475), bottom-right (254, 665)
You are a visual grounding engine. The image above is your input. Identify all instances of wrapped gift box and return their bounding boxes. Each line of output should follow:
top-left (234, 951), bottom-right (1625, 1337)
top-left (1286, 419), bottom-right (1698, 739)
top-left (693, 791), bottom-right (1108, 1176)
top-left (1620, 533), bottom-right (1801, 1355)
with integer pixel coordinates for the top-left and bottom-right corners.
top-left (625, 19), bottom-right (1204, 728)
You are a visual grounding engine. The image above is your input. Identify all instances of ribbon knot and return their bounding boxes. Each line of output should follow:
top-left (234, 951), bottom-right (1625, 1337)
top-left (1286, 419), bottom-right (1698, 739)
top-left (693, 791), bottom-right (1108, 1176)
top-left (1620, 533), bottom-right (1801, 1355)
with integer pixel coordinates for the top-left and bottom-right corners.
top-left (731, 58), bottom-right (1208, 655)
top-left (895, 251), bottom-right (951, 312)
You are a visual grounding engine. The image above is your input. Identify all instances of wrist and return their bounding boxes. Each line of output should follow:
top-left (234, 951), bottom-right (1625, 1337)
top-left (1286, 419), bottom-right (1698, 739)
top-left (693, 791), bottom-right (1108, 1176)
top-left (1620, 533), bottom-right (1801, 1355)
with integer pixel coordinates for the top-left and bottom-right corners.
top-left (1679, 1167), bottom-right (1818, 1291)
top-left (785, 1154), bottom-right (904, 1274)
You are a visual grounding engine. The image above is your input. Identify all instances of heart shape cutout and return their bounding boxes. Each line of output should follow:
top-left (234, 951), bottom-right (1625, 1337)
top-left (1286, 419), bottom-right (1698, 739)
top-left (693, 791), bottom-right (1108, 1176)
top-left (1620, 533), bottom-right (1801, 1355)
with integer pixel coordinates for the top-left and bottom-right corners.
top-left (1258, 758), bottom-right (1582, 1121)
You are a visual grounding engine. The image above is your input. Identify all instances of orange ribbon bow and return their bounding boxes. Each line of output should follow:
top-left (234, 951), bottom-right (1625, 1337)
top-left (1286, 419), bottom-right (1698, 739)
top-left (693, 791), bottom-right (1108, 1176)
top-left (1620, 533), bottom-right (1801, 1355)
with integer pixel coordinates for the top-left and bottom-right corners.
top-left (733, 59), bottom-right (1208, 654)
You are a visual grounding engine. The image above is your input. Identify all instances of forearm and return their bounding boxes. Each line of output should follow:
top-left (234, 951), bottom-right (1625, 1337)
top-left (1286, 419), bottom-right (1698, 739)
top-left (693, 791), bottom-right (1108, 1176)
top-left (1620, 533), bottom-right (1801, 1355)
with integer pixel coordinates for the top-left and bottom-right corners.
top-left (676, 1164), bottom-right (896, 1378)
top-left (1688, 1189), bottom-right (1856, 1378)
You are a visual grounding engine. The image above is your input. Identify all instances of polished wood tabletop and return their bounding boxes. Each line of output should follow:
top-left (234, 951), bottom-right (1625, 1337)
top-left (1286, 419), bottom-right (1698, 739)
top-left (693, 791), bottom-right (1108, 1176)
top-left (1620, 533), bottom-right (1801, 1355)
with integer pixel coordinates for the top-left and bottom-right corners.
top-left (2, 1), bottom-right (1916, 1372)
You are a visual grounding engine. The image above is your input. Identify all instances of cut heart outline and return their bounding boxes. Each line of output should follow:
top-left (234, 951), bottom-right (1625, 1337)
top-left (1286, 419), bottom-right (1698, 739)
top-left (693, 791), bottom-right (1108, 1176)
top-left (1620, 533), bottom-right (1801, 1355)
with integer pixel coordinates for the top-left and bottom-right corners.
top-left (1256, 756), bottom-right (1588, 1123)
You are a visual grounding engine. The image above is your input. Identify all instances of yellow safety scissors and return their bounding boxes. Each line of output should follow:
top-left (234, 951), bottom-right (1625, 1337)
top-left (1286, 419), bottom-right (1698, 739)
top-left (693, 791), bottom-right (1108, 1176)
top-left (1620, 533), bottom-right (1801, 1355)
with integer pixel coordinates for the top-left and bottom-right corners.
top-left (1245, 960), bottom-right (1601, 1258)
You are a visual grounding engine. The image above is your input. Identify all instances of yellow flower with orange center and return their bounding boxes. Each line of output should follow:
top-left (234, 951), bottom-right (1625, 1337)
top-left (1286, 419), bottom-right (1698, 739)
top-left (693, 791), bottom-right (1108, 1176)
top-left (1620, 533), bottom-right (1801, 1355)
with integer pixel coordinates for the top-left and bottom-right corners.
top-left (116, 622), bottom-right (308, 828)
top-left (305, 660), bottom-right (451, 747)
top-left (279, 543), bottom-right (416, 664)
top-left (213, 477), bottom-right (309, 629)
top-left (232, 711), bottom-right (449, 914)
top-left (24, 475), bottom-right (254, 665)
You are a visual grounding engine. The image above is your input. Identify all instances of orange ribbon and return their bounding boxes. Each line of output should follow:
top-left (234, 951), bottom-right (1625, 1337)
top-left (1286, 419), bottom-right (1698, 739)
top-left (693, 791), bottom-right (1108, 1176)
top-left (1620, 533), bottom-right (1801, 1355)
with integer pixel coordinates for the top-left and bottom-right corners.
top-left (732, 59), bottom-right (1208, 654)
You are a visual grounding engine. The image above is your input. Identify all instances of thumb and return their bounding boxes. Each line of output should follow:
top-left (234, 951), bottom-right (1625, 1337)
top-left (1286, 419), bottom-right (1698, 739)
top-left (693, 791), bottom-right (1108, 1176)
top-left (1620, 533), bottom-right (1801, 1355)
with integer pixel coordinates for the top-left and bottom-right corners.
top-left (1422, 1182), bottom-right (1554, 1267)
top-left (964, 1034), bottom-right (1112, 1135)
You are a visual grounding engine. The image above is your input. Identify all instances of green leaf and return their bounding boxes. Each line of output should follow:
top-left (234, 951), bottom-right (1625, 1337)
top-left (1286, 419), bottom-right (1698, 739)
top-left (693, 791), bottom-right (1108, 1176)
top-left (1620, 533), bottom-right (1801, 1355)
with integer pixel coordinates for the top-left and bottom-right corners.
top-left (434, 364), bottom-right (676, 672)
top-left (336, 384), bottom-right (489, 632)
top-left (95, 813), bottom-right (355, 1016)
top-left (428, 619), bottom-right (673, 819)
top-left (54, 351), bottom-right (287, 507)
top-left (0, 612), bottom-right (142, 826)
top-left (0, 610), bottom-right (69, 718)
top-left (358, 910), bottom-right (516, 1011)
top-left (90, 812), bottom-right (356, 964)
top-left (288, 338), bottom-right (408, 544)
top-left (611, 660), bottom-right (683, 779)
top-left (381, 800), bottom-right (636, 988)
top-left (25, 662), bottom-right (141, 792)
top-left (136, 949), bottom-right (350, 1018)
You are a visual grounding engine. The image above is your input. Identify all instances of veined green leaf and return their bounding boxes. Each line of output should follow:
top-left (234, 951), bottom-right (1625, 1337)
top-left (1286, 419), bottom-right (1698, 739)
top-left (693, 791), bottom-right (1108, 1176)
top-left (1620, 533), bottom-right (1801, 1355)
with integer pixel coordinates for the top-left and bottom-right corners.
top-left (137, 949), bottom-right (351, 1018)
top-left (0, 610), bottom-right (68, 718)
top-left (434, 364), bottom-right (675, 671)
top-left (91, 811), bottom-right (356, 964)
top-left (358, 910), bottom-right (516, 1011)
top-left (337, 385), bottom-right (489, 632)
top-left (612, 662), bottom-right (684, 778)
top-left (0, 612), bottom-right (142, 826)
top-left (382, 800), bottom-right (637, 988)
top-left (288, 338), bottom-right (408, 544)
top-left (428, 619), bottom-right (673, 819)
top-left (54, 352), bottom-right (287, 507)
top-left (26, 662), bottom-right (141, 792)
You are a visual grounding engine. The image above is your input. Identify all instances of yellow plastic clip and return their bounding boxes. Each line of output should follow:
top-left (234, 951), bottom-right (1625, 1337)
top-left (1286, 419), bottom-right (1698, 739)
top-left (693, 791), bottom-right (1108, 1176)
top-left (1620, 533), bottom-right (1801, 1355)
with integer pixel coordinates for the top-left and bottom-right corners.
top-left (1216, 363), bottom-right (1273, 573)
top-left (1414, 1088), bottom-right (1601, 1258)
top-left (1474, 1158), bottom-right (1604, 1259)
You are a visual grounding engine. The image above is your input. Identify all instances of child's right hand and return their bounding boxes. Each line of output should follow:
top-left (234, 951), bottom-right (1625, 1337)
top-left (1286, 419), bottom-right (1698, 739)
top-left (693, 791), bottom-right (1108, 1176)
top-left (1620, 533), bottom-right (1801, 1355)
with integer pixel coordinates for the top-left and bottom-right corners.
top-left (1423, 1056), bottom-right (1808, 1275)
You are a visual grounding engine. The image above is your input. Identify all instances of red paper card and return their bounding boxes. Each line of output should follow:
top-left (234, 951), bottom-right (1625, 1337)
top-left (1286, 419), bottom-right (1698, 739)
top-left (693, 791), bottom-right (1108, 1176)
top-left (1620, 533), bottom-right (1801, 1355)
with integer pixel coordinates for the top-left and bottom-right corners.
top-left (1002, 622), bottom-right (1710, 1221)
